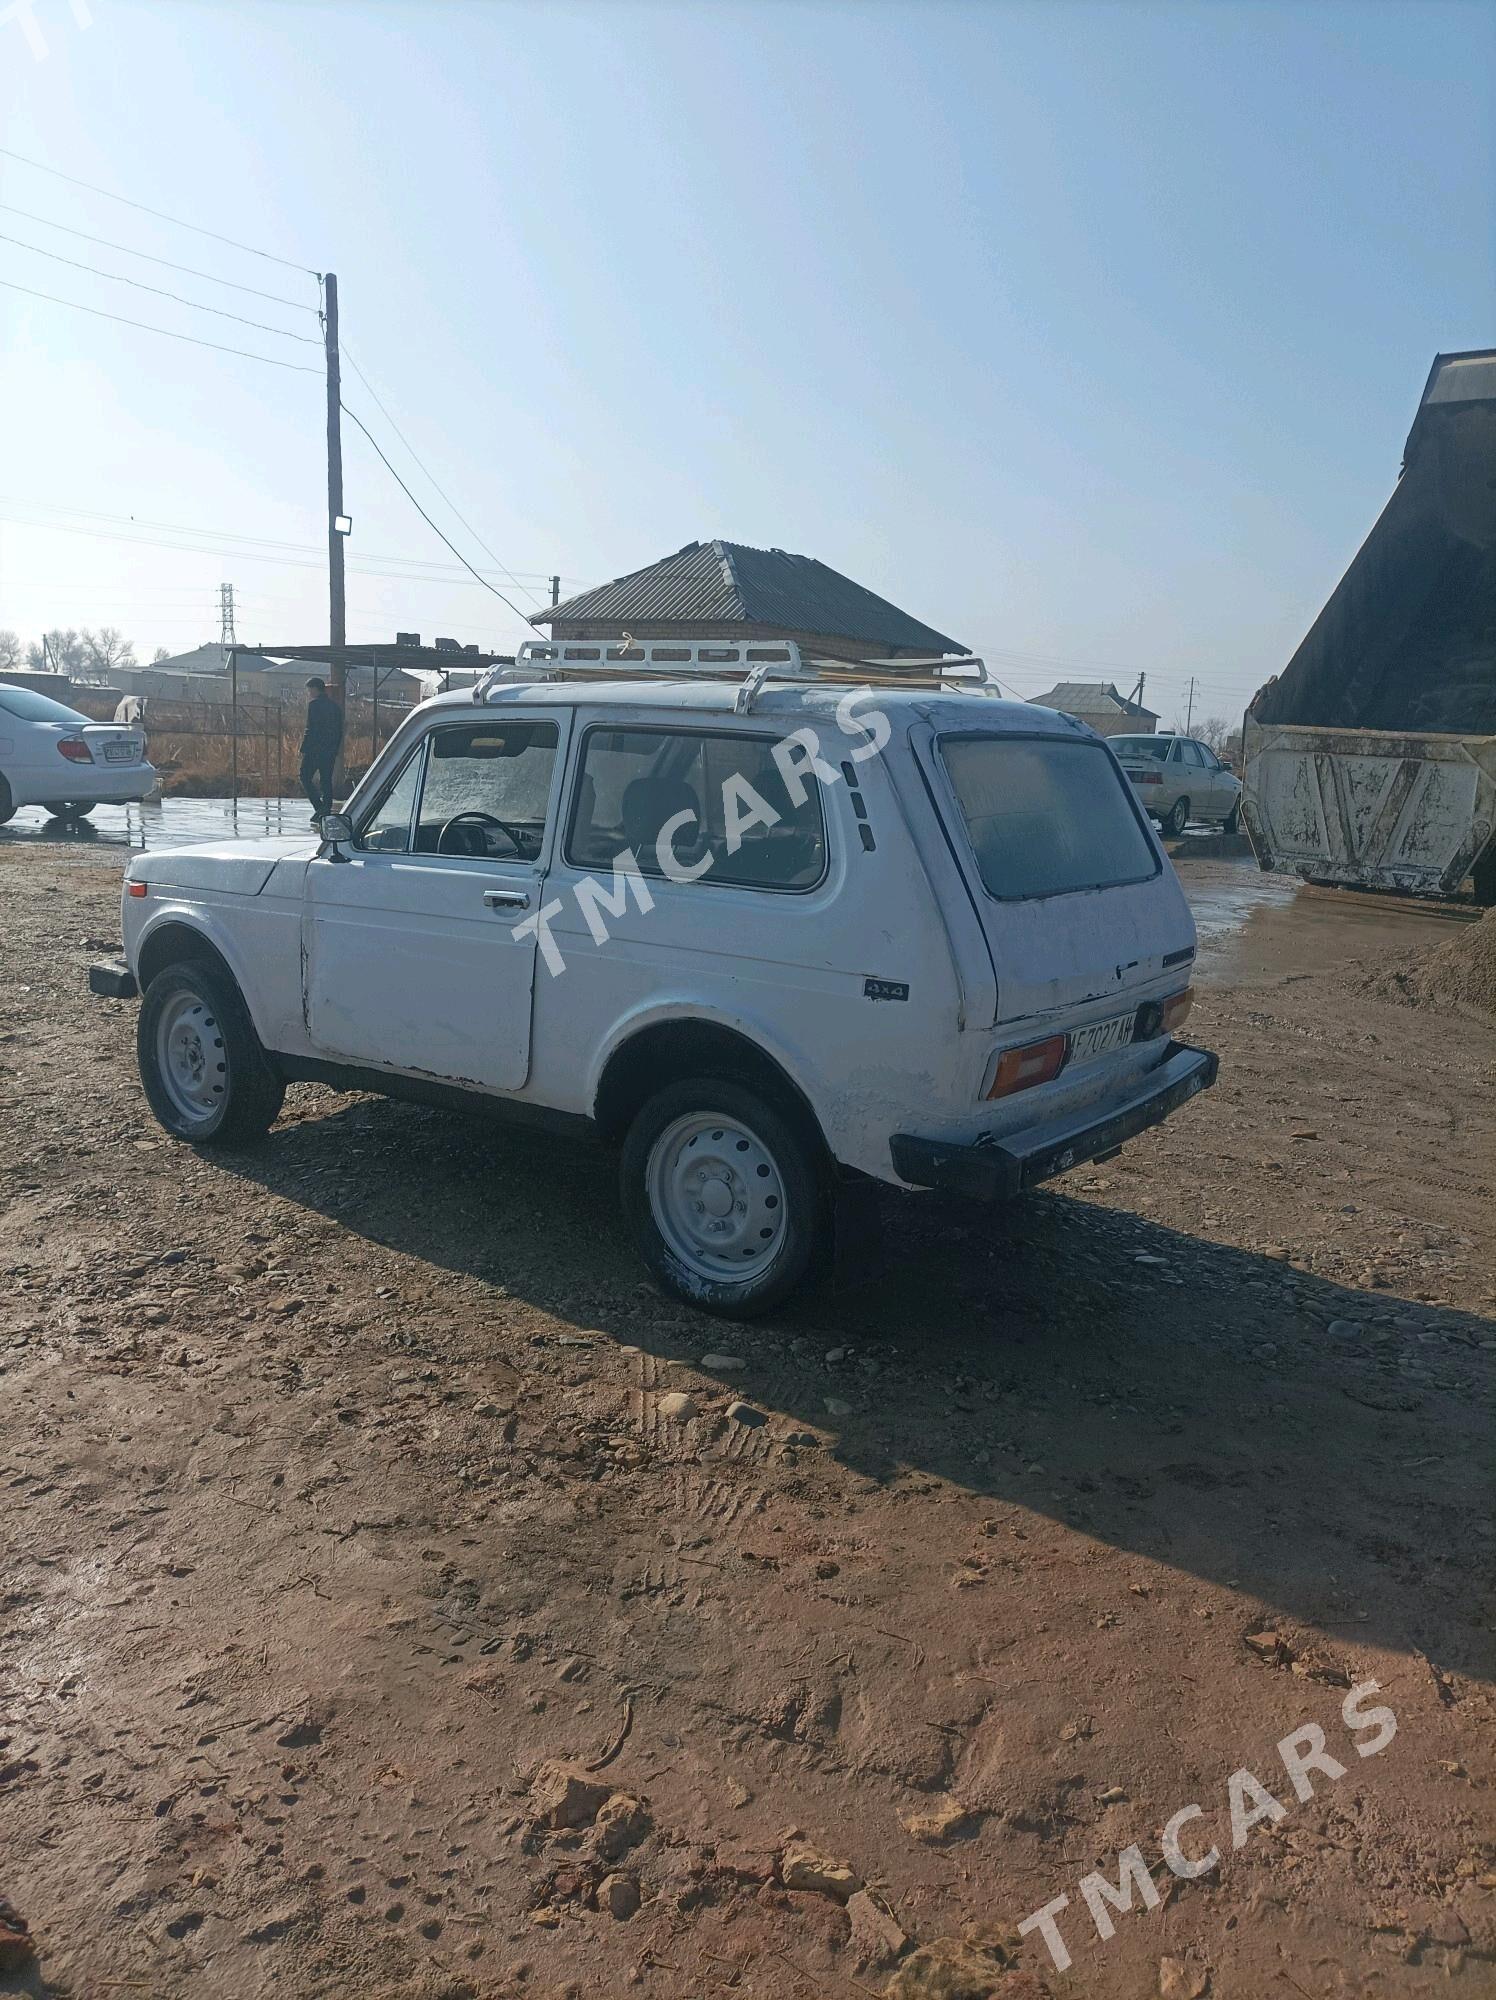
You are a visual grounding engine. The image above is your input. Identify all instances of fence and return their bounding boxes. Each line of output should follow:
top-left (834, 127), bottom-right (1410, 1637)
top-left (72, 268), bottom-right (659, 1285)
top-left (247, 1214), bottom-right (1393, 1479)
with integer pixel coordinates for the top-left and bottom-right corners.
top-left (68, 687), bottom-right (415, 798)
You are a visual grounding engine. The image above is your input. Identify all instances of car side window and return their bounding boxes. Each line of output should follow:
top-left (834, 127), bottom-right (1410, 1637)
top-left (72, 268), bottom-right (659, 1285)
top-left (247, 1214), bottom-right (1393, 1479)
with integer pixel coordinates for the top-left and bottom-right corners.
top-left (1198, 744), bottom-right (1220, 770)
top-left (1167, 739), bottom-right (1183, 762)
top-left (410, 720), bottom-right (559, 861)
top-left (566, 725), bottom-right (826, 891)
top-left (358, 744), bottom-right (424, 853)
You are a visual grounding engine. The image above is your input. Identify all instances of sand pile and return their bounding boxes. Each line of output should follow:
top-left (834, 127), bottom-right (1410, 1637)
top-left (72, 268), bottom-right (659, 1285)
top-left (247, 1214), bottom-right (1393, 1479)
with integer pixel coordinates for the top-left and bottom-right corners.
top-left (1372, 906), bottom-right (1496, 1019)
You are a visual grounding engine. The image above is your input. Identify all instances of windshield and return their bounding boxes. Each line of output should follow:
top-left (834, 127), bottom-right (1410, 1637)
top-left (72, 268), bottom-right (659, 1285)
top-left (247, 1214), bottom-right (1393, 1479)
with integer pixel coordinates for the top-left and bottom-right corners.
top-left (0, 686), bottom-right (92, 727)
top-left (940, 734), bottom-right (1158, 899)
top-left (1110, 735), bottom-right (1170, 761)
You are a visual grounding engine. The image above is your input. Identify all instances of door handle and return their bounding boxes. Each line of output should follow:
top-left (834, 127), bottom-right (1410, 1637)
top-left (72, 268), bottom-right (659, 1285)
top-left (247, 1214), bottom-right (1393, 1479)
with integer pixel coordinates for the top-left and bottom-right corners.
top-left (483, 888), bottom-right (530, 910)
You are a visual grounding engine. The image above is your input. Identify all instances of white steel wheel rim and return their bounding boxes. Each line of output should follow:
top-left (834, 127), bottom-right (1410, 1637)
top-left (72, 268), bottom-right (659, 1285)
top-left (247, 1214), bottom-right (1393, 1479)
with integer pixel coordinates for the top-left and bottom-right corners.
top-left (646, 1111), bottom-right (788, 1286)
top-left (155, 987), bottom-right (228, 1125)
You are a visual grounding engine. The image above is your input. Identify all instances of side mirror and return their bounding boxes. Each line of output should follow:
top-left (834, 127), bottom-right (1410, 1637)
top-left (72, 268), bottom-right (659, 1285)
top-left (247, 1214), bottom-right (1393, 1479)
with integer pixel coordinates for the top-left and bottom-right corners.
top-left (319, 811), bottom-right (353, 862)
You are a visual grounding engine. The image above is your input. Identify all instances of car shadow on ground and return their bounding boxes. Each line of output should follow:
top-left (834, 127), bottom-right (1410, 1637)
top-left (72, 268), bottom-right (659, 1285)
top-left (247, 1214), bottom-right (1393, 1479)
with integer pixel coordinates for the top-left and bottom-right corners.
top-left (216, 1088), bottom-right (1494, 1684)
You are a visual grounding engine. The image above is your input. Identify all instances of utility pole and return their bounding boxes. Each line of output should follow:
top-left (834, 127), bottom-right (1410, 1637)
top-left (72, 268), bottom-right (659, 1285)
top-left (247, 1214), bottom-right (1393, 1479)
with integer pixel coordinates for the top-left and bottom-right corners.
top-left (550, 574), bottom-right (561, 607)
top-left (1130, 671), bottom-right (1146, 715)
top-left (323, 272), bottom-right (347, 781)
top-left (1184, 675), bottom-right (1196, 735)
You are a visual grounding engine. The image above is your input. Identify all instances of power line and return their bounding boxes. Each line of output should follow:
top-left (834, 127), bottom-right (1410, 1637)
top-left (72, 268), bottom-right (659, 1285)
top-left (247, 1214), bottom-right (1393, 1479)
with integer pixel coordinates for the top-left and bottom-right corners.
top-left (340, 401), bottom-right (541, 628)
top-left (341, 343), bottom-right (543, 606)
top-left (0, 233), bottom-right (321, 342)
top-left (0, 500), bottom-right (579, 583)
top-left (0, 146), bottom-right (319, 278)
top-left (0, 510), bottom-right (566, 592)
top-left (0, 203), bottom-right (317, 311)
top-left (0, 279), bottom-right (323, 374)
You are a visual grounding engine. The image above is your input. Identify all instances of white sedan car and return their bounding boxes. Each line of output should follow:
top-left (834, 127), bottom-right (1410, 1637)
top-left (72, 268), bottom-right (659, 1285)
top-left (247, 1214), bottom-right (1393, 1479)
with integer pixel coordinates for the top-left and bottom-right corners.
top-left (1109, 733), bottom-right (1243, 837)
top-left (0, 683), bottom-right (155, 823)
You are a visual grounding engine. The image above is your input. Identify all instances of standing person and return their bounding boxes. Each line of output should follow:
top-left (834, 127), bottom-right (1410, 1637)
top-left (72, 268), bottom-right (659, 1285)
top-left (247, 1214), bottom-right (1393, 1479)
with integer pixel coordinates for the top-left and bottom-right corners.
top-left (299, 676), bottom-right (343, 826)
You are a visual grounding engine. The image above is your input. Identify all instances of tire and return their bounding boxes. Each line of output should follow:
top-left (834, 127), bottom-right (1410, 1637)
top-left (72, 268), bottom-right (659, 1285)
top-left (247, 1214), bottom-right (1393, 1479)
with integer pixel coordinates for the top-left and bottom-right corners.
top-left (137, 959), bottom-right (285, 1146)
top-left (0, 776), bottom-right (13, 826)
top-left (619, 1076), bottom-right (827, 1318)
top-left (1163, 795), bottom-right (1190, 837)
top-left (1222, 798), bottom-right (1241, 835)
top-left (1472, 843), bottom-right (1496, 908)
top-left (40, 800), bottom-right (97, 819)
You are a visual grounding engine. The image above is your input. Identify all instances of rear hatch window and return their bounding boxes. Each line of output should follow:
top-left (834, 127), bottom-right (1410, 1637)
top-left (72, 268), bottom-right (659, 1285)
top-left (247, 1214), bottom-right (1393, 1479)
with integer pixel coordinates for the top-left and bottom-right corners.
top-left (939, 734), bottom-right (1158, 899)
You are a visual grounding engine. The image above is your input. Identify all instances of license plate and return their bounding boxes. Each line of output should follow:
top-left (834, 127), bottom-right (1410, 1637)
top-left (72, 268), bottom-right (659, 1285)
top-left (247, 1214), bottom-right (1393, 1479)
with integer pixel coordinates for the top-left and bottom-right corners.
top-left (105, 742), bottom-right (137, 763)
top-left (1068, 1009), bottom-right (1137, 1062)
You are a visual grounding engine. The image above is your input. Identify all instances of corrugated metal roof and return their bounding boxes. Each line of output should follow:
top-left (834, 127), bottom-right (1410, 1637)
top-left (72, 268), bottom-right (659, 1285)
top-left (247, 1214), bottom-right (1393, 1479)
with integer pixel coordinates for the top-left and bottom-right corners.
top-left (536, 539), bottom-right (965, 654)
top-left (1032, 680), bottom-right (1158, 720)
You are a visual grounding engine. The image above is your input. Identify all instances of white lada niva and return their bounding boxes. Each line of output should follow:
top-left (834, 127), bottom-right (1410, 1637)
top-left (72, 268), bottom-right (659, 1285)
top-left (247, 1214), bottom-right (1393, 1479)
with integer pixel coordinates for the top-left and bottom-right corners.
top-left (96, 642), bottom-right (1216, 1317)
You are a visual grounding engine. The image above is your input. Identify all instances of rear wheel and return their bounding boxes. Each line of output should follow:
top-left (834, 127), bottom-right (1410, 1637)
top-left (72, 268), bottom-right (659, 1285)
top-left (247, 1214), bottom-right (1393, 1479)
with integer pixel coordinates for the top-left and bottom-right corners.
top-left (0, 776), bottom-right (13, 826)
top-left (620, 1077), bottom-right (826, 1317)
top-left (1472, 843), bottom-right (1496, 908)
top-left (137, 959), bottom-right (285, 1146)
top-left (1163, 795), bottom-right (1190, 837)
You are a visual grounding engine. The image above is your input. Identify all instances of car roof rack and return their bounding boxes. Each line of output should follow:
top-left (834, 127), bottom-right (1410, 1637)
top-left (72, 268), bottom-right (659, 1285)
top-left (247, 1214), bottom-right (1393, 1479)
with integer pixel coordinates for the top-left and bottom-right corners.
top-left (471, 638), bottom-right (1006, 711)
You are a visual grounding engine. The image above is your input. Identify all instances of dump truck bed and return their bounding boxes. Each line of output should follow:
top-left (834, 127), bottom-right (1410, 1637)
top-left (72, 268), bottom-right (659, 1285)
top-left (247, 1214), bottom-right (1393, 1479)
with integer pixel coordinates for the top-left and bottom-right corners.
top-left (1244, 351), bottom-right (1496, 901)
top-left (1242, 717), bottom-right (1496, 897)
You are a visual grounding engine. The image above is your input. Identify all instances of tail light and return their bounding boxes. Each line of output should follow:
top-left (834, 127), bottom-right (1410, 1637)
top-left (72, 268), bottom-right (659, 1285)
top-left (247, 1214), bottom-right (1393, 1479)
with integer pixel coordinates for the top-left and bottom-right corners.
top-left (58, 737), bottom-right (94, 763)
top-left (1160, 987), bottom-right (1194, 1034)
top-left (987, 1032), bottom-right (1067, 1100)
top-left (1131, 770), bottom-right (1163, 786)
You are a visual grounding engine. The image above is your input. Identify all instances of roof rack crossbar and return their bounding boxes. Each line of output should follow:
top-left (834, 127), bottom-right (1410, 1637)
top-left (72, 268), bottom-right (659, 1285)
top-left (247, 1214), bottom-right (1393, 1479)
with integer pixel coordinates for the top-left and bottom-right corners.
top-left (472, 639), bottom-right (1006, 706)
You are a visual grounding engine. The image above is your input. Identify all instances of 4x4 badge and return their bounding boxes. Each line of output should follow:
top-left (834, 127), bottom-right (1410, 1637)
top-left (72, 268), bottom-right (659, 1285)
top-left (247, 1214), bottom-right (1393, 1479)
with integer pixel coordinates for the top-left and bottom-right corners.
top-left (864, 977), bottom-right (909, 1003)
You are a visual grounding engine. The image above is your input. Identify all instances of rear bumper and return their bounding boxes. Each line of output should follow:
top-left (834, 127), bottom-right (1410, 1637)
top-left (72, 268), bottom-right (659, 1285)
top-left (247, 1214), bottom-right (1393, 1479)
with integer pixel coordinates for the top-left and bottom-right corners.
top-left (889, 1040), bottom-right (1219, 1201)
top-left (89, 958), bottom-right (139, 999)
top-left (13, 764), bottom-right (157, 807)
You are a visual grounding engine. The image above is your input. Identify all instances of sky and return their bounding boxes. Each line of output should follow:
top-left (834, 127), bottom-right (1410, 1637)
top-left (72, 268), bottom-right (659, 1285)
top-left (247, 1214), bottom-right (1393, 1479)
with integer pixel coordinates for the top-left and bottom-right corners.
top-left (1, 0), bottom-right (1491, 726)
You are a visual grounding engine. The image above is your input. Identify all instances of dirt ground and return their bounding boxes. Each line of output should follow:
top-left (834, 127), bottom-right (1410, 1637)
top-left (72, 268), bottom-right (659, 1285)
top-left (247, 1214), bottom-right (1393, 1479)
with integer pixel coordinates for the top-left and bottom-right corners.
top-left (1, 844), bottom-right (1493, 2000)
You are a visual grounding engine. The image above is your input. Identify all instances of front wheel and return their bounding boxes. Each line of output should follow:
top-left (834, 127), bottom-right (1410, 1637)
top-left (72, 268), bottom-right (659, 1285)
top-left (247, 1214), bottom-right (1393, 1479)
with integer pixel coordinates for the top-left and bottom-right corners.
top-left (620, 1078), bottom-right (827, 1317)
top-left (1163, 795), bottom-right (1190, 837)
top-left (40, 800), bottom-right (97, 819)
top-left (137, 959), bottom-right (285, 1146)
top-left (1222, 798), bottom-right (1241, 834)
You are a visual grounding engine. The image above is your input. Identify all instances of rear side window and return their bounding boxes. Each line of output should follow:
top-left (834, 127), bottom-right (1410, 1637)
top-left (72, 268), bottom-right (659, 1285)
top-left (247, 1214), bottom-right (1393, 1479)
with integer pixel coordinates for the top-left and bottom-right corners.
top-left (939, 735), bottom-right (1158, 900)
top-left (567, 726), bottom-right (826, 891)
top-left (0, 687), bottom-right (90, 727)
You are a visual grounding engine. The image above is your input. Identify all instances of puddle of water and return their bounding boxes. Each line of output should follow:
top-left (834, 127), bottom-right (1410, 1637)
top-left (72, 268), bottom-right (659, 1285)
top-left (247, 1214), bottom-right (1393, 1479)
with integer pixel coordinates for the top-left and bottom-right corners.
top-left (0, 796), bottom-right (316, 850)
top-left (1176, 854), bottom-right (1480, 983)
top-left (1179, 858), bottom-right (1301, 948)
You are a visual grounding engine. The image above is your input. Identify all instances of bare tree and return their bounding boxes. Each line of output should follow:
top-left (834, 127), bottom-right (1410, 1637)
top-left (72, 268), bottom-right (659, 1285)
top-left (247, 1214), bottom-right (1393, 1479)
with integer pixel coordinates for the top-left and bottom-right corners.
top-left (26, 628), bottom-right (86, 673)
top-left (79, 627), bottom-right (138, 674)
top-left (0, 629), bottom-right (22, 672)
top-left (152, 646), bottom-right (171, 664)
top-left (1196, 713), bottom-right (1243, 762)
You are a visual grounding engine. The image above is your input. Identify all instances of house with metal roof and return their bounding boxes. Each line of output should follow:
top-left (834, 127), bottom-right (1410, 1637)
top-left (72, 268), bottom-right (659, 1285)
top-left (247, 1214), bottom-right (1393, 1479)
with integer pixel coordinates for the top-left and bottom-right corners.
top-left (534, 539), bottom-right (966, 662)
top-left (1030, 680), bottom-right (1159, 735)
